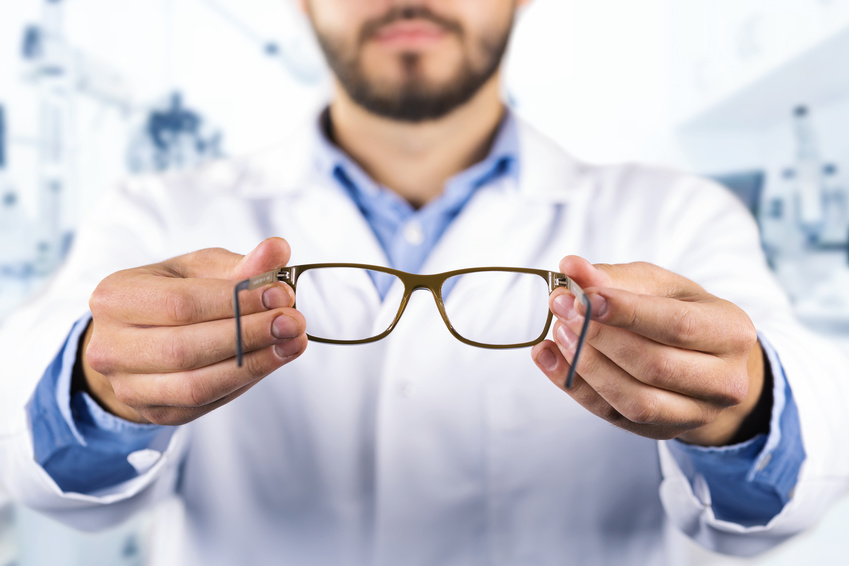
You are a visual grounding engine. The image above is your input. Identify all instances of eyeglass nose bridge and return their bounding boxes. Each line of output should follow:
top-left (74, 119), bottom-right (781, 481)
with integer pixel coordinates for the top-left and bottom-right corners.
top-left (398, 272), bottom-right (452, 316)
top-left (405, 272), bottom-right (448, 294)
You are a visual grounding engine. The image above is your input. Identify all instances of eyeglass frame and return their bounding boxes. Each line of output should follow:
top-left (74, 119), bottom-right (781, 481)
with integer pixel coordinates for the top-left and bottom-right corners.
top-left (234, 263), bottom-right (591, 388)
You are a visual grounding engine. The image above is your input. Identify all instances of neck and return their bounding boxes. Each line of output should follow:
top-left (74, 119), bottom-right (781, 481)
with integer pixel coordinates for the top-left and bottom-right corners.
top-left (327, 74), bottom-right (505, 208)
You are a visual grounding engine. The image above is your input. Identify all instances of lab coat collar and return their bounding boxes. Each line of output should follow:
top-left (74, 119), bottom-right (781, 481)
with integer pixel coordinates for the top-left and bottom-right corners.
top-left (232, 107), bottom-right (590, 203)
top-left (514, 117), bottom-right (592, 202)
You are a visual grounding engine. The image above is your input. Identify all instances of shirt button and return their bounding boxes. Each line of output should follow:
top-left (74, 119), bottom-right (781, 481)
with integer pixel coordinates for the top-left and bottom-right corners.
top-left (127, 449), bottom-right (162, 475)
top-left (403, 220), bottom-right (425, 246)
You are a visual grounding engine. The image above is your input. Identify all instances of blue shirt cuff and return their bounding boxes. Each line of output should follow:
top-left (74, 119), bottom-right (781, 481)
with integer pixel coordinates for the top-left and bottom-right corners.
top-left (27, 313), bottom-right (174, 493)
top-left (667, 334), bottom-right (805, 525)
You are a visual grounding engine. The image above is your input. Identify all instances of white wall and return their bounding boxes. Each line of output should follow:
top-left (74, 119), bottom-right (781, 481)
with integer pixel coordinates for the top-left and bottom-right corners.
top-left (508, 0), bottom-right (682, 168)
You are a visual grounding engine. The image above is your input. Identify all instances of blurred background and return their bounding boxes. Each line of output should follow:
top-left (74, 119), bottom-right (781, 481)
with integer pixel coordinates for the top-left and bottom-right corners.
top-left (1, 0), bottom-right (848, 564)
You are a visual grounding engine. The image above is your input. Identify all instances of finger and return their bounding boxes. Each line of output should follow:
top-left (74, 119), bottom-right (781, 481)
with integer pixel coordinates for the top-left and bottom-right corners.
top-left (91, 272), bottom-right (295, 327)
top-left (551, 299), bottom-right (747, 405)
top-left (534, 340), bottom-right (688, 439)
top-left (100, 307), bottom-right (306, 374)
top-left (549, 320), bottom-right (716, 429)
top-left (137, 380), bottom-right (259, 426)
top-left (109, 335), bottom-right (308, 414)
top-left (552, 286), bottom-right (755, 356)
top-left (160, 237), bottom-right (292, 281)
top-left (533, 342), bottom-right (640, 429)
top-left (559, 256), bottom-right (705, 300)
top-left (90, 238), bottom-right (294, 326)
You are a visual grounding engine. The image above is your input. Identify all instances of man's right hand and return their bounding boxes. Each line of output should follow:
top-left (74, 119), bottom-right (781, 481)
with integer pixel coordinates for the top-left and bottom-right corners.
top-left (79, 237), bottom-right (307, 425)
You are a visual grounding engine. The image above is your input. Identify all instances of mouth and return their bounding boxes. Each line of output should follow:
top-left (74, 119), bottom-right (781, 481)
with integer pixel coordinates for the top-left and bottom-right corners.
top-left (371, 19), bottom-right (450, 48)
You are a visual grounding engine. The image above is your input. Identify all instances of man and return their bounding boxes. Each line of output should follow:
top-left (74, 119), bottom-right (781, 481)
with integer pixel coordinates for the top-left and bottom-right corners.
top-left (1, 1), bottom-right (847, 564)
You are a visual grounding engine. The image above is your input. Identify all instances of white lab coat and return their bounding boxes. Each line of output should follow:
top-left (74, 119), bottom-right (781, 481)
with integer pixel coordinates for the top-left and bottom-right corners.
top-left (1, 117), bottom-right (847, 566)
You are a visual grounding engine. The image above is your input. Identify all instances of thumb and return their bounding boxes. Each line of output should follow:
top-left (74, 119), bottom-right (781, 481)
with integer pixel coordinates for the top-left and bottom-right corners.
top-left (560, 255), bottom-right (703, 298)
top-left (233, 237), bottom-right (292, 280)
top-left (558, 256), bottom-right (612, 289)
top-left (160, 238), bottom-right (292, 280)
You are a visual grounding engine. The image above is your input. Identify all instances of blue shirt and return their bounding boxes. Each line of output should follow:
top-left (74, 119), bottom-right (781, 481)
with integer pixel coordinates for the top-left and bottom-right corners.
top-left (28, 110), bottom-right (804, 525)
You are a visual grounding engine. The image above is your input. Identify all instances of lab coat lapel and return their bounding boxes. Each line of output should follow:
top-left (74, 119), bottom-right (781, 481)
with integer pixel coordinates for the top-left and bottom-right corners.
top-left (281, 177), bottom-right (389, 266)
top-left (237, 124), bottom-right (388, 266)
top-left (421, 120), bottom-right (593, 273)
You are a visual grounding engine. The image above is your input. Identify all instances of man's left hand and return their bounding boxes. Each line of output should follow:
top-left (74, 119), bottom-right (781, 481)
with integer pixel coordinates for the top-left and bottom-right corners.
top-left (532, 256), bottom-right (767, 447)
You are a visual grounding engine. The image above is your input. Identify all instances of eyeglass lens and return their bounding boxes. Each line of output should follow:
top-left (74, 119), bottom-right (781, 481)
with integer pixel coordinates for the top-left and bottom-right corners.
top-left (296, 267), bottom-right (403, 341)
top-left (441, 270), bottom-right (550, 345)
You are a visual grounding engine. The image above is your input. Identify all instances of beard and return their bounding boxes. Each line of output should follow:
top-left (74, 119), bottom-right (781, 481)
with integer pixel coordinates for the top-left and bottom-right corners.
top-left (312, 5), bottom-right (514, 123)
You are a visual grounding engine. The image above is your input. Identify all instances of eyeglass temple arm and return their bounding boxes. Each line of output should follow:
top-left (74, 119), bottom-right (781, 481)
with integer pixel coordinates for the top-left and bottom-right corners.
top-left (553, 275), bottom-right (592, 389)
top-left (234, 268), bottom-right (291, 367)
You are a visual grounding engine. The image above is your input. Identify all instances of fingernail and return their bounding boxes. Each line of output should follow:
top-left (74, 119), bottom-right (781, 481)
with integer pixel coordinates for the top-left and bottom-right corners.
top-left (263, 287), bottom-right (289, 309)
top-left (272, 315), bottom-right (300, 339)
top-left (536, 348), bottom-right (558, 372)
top-left (552, 294), bottom-right (580, 321)
top-left (274, 338), bottom-right (302, 359)
top-left (556, 324), bottom-right (577, 351)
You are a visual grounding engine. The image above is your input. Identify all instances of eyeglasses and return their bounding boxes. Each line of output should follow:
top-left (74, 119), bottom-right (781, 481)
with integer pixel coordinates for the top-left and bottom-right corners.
top-left (234, 264), bottom-right (591, 387)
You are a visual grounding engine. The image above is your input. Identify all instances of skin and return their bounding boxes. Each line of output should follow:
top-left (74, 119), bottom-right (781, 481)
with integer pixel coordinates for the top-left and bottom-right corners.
top-left (80, 0), bottom-right (767, 448)
top-left (531, 258), bottom-right (766, 447)
top-left (81, 238), bottom-right (306, 425)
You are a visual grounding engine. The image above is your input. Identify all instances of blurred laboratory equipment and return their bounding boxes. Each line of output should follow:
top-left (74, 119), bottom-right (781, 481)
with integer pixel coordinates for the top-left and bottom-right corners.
top-left (708, 170), bottom-right (764, 217)
top-left (752, 105), bottom-right (849, 335)
top-left (0, 104), bottom-right (38, 317)
top-left (1, 0), bottom-right (325, 310)
top-left (127, 92), bottom-right (223, 174)
top-left (758, 106), bottom-right (849, 271)
top-left (819, 163), bottom-right (849, 249)
top-left (760, 167), bottom-right (806, 268)
top-left (18, 0), bottom-right (132, 279)
top-left (200, 0), bottom-right (326, 85)
top-left (792, 106), bottom-right (825, 242)
top-left (2, 0), bottom-right (129, 319)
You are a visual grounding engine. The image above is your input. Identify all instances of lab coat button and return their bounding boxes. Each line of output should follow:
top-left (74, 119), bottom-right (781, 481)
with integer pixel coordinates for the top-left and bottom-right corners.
top-left (403, 221), bottom-right (425, 246)
top-left (398, 381), bottom-right (416, 397)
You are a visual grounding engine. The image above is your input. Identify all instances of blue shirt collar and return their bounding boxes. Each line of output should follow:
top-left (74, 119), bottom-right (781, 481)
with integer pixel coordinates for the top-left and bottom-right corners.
top-left (313, 107), bottom-right (521, 209)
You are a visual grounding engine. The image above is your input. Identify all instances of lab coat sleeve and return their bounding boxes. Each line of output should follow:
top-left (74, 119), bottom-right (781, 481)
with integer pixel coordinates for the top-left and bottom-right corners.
top-left (647, 172), bottom-right (849, 556)
top-left (28, 313), bottom-right (177, 494)
top-left (0, 176), bottom-right (189, 531)
top-left (665, 334), bottom-right (803, 525)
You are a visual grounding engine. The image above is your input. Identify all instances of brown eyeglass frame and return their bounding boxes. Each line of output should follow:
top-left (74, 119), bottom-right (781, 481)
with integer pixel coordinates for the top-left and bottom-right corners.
top-left (234, 264), bottom-right (591, 388)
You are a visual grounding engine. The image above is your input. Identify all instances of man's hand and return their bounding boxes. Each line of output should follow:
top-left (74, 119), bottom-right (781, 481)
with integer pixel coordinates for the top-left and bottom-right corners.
top-left (79, 238), bottom-right (307, 426)
top-left (532, 256), bottom-right (768, 447)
